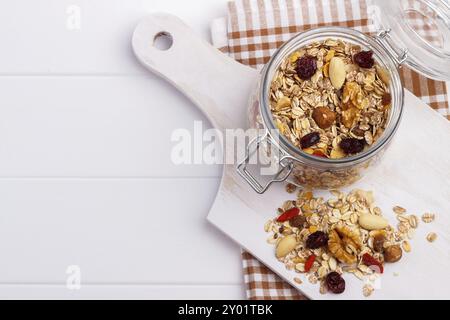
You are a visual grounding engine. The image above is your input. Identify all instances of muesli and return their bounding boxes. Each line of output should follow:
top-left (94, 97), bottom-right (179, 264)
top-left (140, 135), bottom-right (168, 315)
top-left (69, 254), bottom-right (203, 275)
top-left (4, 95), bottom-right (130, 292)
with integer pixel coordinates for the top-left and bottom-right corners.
top-left (264, 187), bottom-right (433, 296)
top-left (270, 38), bottom-right (391, 159)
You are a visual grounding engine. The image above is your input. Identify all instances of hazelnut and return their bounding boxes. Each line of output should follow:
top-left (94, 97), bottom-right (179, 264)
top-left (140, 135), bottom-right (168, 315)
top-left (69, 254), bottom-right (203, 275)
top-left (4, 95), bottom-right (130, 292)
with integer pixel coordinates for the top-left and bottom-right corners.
top-left (312, 107), bottom-right (336, 129)
top-left (384, 245), bottom-right (402, 263)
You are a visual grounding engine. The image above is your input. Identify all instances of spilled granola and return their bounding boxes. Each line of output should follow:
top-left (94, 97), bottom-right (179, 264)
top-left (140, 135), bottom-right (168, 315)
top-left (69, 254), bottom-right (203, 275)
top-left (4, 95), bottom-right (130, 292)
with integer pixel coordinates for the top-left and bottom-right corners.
top-left (264, 187), bottom-right (432, 297)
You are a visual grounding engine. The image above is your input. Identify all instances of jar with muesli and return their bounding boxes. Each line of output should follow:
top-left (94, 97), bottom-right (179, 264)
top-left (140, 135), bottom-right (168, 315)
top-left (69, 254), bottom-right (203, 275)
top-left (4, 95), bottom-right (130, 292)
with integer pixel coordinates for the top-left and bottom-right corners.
top-left (238, 0), bottom-right (450, 193)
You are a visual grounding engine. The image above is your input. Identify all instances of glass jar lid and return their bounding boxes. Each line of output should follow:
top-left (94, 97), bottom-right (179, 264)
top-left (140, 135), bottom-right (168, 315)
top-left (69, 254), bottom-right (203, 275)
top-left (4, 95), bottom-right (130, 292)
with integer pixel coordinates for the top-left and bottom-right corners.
top-left (371, 0), bottom-right (450, 81)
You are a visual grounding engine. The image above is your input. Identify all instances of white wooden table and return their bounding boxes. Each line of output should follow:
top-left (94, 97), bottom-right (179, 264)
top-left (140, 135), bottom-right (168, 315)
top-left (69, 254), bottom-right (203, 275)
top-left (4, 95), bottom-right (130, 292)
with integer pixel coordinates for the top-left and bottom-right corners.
top-left (0, 0), bottom-right (245, 299)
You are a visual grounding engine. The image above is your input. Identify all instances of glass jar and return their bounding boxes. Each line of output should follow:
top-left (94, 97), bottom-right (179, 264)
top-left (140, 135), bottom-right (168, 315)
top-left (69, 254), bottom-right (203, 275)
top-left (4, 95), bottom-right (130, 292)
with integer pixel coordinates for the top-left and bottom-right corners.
top-left (237, 0), bottom-right (450, 193)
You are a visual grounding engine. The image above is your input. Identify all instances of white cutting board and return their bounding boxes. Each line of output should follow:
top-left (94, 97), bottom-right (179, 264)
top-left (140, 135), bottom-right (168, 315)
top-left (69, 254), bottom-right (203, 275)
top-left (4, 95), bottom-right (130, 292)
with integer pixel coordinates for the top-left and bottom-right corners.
top-left (133, 13), bottom-right (450, 300)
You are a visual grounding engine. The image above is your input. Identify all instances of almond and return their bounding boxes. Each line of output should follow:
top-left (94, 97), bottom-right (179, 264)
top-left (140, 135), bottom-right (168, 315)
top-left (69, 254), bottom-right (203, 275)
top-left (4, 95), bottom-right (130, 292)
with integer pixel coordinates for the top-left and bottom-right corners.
top-left (358, 213), bottom-right (389, 230)
top-left (329, 57), bottom-right (346, 90)
top-left (275, 234), bottom-right (297, 258)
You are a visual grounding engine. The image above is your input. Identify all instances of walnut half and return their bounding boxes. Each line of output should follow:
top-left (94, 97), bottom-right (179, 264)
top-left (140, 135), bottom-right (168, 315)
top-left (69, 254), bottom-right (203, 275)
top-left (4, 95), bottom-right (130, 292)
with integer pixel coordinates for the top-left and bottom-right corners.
top-left (328, 226), bottom-right (362, 264)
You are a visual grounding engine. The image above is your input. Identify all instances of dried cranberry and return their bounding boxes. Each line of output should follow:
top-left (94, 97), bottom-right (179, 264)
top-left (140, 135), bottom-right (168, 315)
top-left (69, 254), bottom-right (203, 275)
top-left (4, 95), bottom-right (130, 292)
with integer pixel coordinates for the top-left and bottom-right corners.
top-left (325, 272), bottom-right (345, 294)
top-left (381, 92), bottom-right (392, 106)
top-left (306, 231), bottom-right (328, 249)
top-left (353, 50), bottom-right (374, 68)
top-left (300, 132), bottom-right (320, 149)
top-left (339, 138), bottom-right (365, 154)
top-left (296, 55), bottom-right (317, 80)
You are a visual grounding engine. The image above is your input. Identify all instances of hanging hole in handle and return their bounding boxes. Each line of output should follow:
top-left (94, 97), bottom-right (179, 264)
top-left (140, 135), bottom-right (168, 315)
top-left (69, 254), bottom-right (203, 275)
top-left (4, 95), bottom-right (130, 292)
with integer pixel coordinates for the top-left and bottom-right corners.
top-left (153, 31), bottom-right (173, 51)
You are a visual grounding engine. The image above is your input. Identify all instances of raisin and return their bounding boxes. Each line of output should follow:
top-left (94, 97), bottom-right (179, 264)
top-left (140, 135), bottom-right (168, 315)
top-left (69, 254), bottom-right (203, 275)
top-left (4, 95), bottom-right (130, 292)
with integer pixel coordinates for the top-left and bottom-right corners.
top-left (339, 138), bottom-right (365, 154)
top-left (306, 231), bottom-right (328, 249)
top-left (296, 55), bottom-right (317, 80)
top-left (373, 234), bottom-right (385, 253)
top-left (381, 92), bottom-right (392, 106)
top-left (289, 215), bottom-right (306, 228)
top-left (300, 132), bottom-right (320, 149)
top-left (353, 50), bottom-right (374, 68)
top-left (325, 272), bottom-right (345, 294)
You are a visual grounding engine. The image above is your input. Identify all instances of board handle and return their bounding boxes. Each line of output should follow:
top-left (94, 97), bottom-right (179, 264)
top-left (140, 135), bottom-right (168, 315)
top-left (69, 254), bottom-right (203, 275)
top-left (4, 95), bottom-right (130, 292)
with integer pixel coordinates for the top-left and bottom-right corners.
top-left (131, 13), bottom-right (258, 129)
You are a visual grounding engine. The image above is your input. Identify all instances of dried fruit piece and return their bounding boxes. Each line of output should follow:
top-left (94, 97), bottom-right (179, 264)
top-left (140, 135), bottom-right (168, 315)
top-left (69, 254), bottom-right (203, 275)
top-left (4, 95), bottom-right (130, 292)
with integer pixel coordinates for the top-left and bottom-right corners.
top-left (354, 50), bottom-right (374, 68)
top-left (289, 214), bottom-right (306, 228)
top-left (304, 254), bottom-right (316, 272)
top-left (277, 207), bottom-right (300, 222)
top-left (330, 146), bottom-right (345, 159)
top-left (341, 106), bottom-right (360, 129)
top-left (362, 253), bottom-right (384, 273)
top-left (276, 235), bottom-right (298, 258)
top-left (312, 107), bottom-right (336, 129)
top-left (296, 55), bottom-right (317, 80)
top-left (325, 272), bottom-right (345, 294)
top-left (359, 213), bottom-right (389, 230)
top-left (384, 245), bottom-right (402, 262)
top-left (325, 49), bottom-right (335, 62)
top-left (339, 138), bottom-right (365, 154)
top-left (373, 233), bottom-right (385, 252)
top-left (381, 93), bottom-right (391, 106)
top-left (329, 57), bottom-right (346, 89)
top-left (300, 132), bottom-right (320, 148)
top-left (290, 51), bottom-right (302, 63)
top-left (312, 150), bottom-right (328, 158)
top-left (306, 231), bottom-right (329, 249)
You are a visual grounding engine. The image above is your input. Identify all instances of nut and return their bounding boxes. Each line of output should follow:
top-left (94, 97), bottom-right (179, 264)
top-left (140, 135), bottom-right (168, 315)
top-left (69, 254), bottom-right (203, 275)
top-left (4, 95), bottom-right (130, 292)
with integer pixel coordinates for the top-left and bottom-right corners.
top-left (312, 107), bottom-right (336, 129)
top-left (358, 213), bottom-right (389, 230)
top-left (329, 57), bottom-right (346, 89)
top-left (384, 245), bottom-right (402, 263)
top-left (276, 234), bottom-right (297, 258)
top-left (328, 227), bottom-right (361, 264)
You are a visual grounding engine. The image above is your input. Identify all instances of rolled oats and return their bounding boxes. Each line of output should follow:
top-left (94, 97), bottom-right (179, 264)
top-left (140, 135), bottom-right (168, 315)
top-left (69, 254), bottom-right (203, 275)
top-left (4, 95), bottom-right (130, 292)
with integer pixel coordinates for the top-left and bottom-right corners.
top-left (421, 213), bottom-right (435, 223)
top-left (393, 206), bottom-right (406, 214)
top-left (426, 232), bottom-right (437, 243)
top-left (363, 284), bottom-right (374, 297)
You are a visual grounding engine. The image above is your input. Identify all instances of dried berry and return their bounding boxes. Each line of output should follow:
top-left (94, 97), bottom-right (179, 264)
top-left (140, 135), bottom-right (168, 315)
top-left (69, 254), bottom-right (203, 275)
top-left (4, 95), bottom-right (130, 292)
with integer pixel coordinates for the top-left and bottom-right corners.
top-left (304, 254), bottom-right (316, 272)
top-left (306, 231), bottom-right (328, 249)
top-left (277, 207), bottom-right (299, 222)
top-left (300, 132), bottom-right (320, 149)
top-left (339, 138), bottom-right (365, 154)
top-left (362, 253), bottom-right (384, 273)
top-left (373, 233), bottom-right (385, 253)
top-left (381, 92), bottom-right (392, 106)
top-left (325, 272), bottom-right (345, 294)
top-left (296, 55), bottom-right (317, 80)
top-left (289, 214), bottom-right (306, 228)
top-left (353, 50), bottom-right (374, 68)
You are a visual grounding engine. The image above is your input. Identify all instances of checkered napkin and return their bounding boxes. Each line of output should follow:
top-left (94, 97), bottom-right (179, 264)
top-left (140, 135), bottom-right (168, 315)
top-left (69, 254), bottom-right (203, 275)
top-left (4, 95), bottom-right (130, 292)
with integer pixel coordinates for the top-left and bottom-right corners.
top-left (210, 0), bottom-right (450, 300)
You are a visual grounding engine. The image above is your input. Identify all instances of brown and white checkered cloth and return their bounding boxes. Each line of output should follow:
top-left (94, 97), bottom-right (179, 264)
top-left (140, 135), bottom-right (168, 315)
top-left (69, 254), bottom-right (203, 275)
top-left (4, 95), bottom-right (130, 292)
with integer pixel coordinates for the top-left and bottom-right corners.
top-left (210, 0), bottom-right (450, 300)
